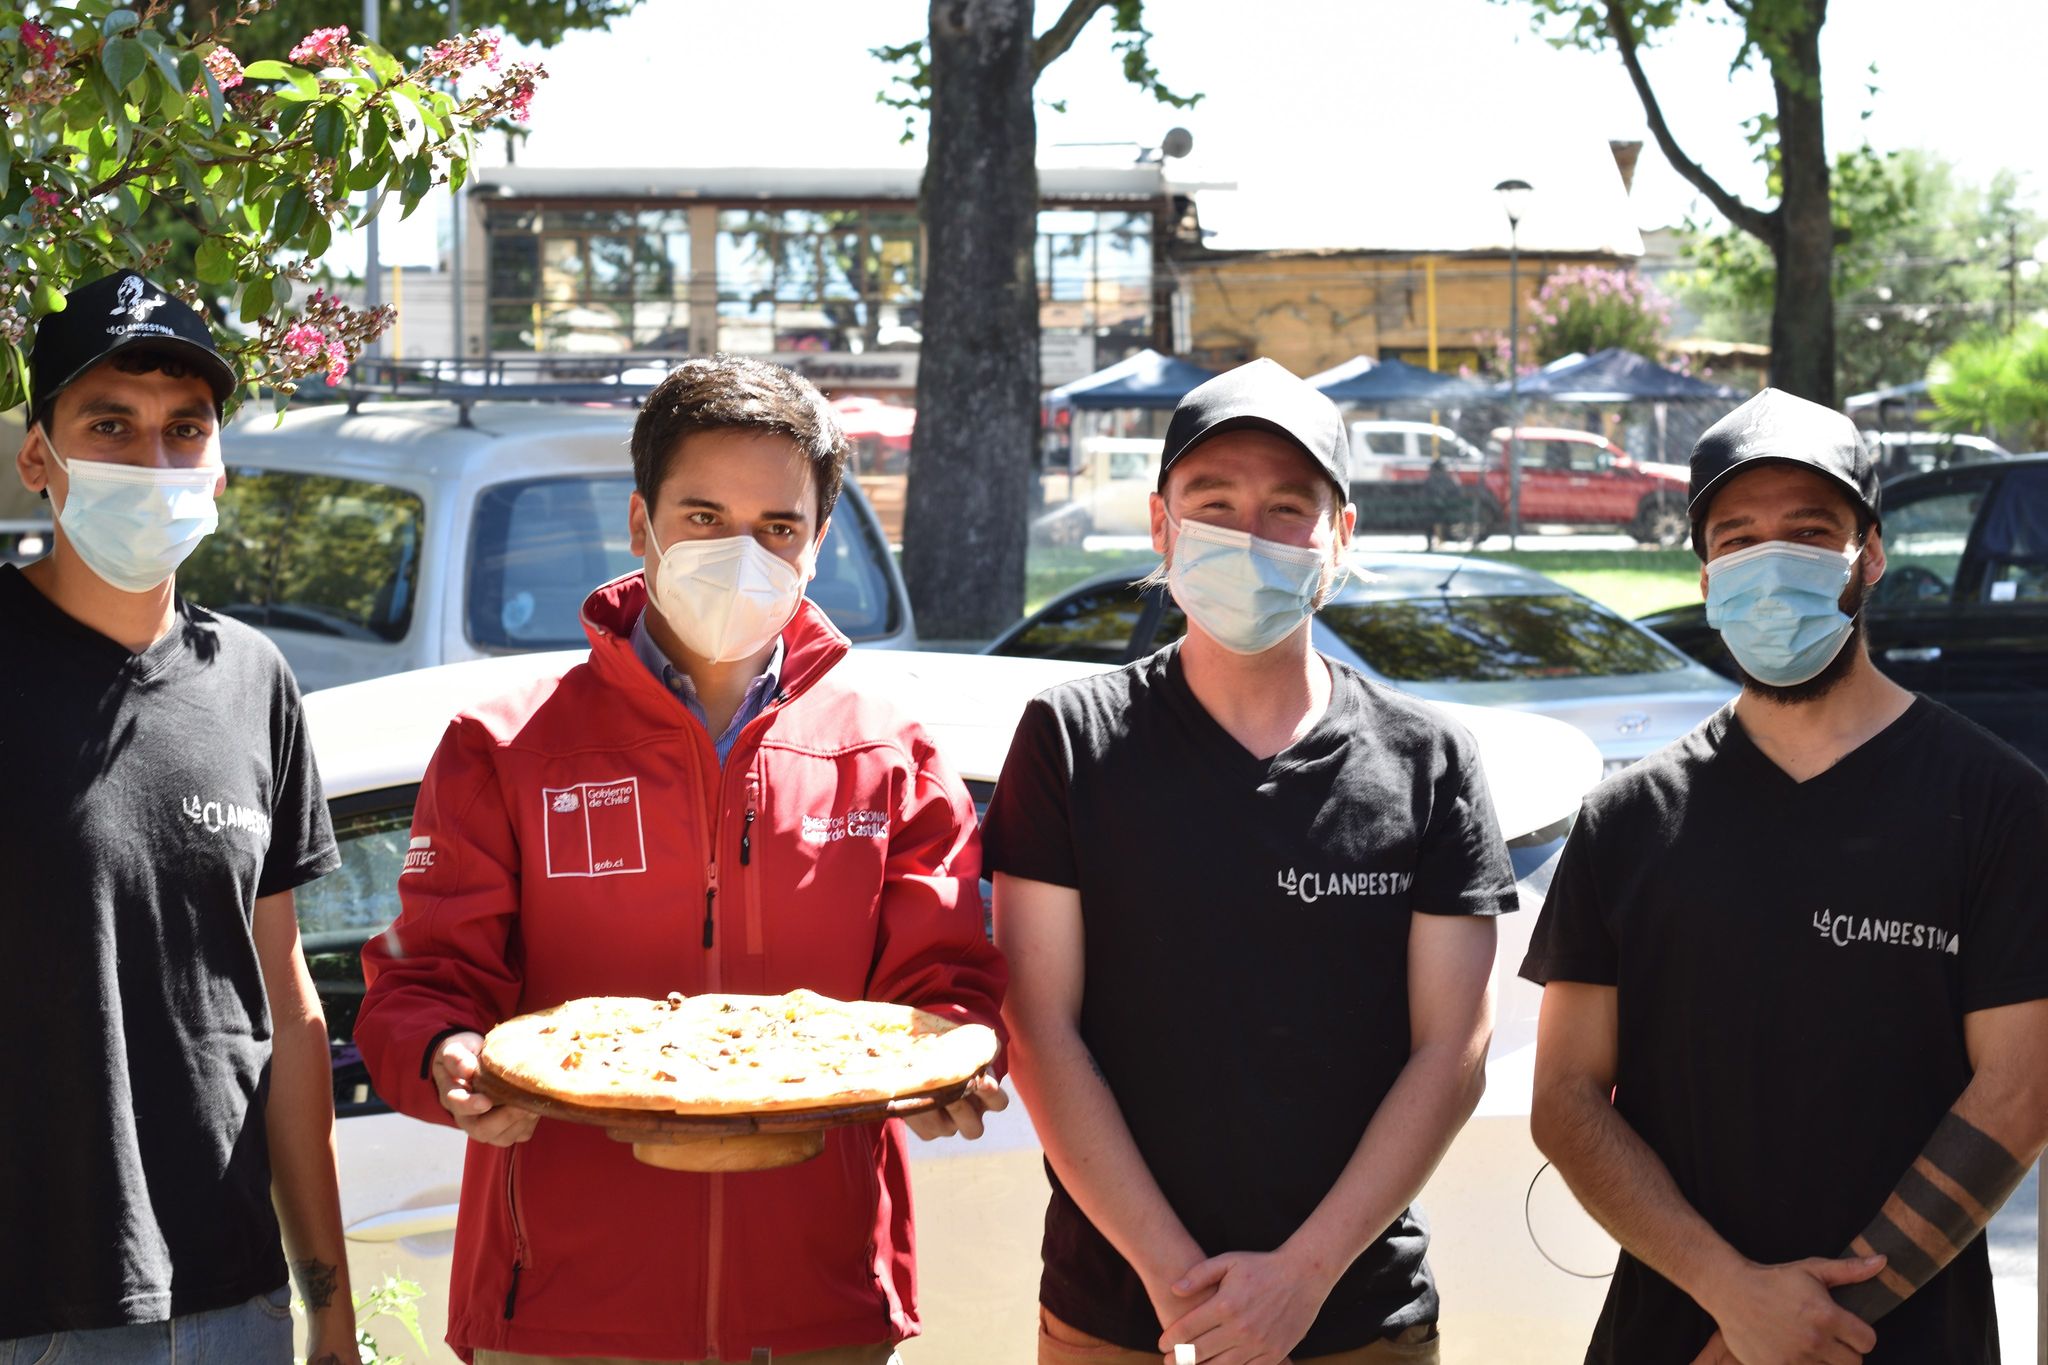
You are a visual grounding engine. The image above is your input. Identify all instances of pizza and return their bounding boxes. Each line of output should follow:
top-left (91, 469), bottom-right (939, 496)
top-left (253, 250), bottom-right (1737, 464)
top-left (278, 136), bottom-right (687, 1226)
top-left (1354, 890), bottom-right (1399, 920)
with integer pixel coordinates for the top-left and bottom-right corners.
top-left (479, 988), bottom-right (998, 1115)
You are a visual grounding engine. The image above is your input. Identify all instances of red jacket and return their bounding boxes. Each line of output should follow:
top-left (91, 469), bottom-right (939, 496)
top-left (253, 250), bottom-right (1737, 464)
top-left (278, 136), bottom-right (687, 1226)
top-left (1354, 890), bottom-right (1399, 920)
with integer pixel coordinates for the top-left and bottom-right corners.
top-left (355, 574), bottom-right (1005, 1362)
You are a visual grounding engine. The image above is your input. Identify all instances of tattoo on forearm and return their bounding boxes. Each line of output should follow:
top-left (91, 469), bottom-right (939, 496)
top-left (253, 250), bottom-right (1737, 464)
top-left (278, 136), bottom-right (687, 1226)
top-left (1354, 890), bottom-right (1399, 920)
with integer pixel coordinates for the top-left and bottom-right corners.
top-left (1833, 1111), bottom-right (2027, 1322)
top-left (292, 1257), bottom-right (340, 1312)
top-left (1083, 1047), bottom-right (1109, 1086)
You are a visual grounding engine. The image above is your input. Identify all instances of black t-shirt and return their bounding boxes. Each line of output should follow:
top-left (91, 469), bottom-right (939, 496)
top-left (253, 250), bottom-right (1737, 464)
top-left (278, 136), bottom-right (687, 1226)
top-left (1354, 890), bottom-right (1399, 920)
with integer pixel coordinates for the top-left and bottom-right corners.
top-left (0, 565), bottom-right (340, 1335)
top-left (1521, 698), bottom-right (2048, 1364)
top-left (982, 643), bottom-right (1518, 1356)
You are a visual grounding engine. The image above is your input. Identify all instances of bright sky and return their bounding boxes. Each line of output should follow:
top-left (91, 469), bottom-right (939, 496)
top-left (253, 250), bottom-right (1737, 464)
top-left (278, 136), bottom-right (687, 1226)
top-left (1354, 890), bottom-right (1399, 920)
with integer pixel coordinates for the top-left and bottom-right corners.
top-left (335, 0), bottom-right (2048, 271)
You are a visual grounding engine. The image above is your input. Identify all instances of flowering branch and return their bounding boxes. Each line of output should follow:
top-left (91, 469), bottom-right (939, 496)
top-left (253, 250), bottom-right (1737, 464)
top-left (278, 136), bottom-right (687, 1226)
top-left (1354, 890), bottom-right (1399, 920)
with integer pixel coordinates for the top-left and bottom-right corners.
top-left (0, 0), bottom-right (548, 412)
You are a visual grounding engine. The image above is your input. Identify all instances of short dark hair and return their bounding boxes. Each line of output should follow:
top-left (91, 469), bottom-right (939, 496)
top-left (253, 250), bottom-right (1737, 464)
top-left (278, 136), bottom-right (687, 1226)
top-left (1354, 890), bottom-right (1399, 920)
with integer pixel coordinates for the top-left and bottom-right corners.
top-left (629, 355), bottom-right (849, 524)
top-left (33, 347), bottom-right (214, 431)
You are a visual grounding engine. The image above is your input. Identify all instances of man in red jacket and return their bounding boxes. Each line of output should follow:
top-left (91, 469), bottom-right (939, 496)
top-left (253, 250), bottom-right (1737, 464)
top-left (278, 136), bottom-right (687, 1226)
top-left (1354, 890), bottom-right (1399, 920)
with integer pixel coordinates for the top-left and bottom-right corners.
top-left (355, 356), bottom-right (1007, 1365)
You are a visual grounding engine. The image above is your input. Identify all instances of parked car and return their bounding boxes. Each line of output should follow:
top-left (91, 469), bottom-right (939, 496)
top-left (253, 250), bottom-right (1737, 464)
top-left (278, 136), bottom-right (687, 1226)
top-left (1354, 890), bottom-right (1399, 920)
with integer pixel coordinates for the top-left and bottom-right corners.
top-left (1638, 454), bottom-right (2048, 771)
top-left (299, 645), bottom-right (1605, 1362)
top-left (1031, 436), bottom-right (1160, 544)
top-left (1488, 427), bottom-right (1693, 545)
top-left (1350, 419), bottom-right (1491, 468)
top-left (1869, 429), bottom-right (2013, 480)
top-left (177, 398), bottom-right (915, 692)
top-left (989, 553), bottom-right (1735, 775)
top-left (1344, 426), bottom-right (1688, 546)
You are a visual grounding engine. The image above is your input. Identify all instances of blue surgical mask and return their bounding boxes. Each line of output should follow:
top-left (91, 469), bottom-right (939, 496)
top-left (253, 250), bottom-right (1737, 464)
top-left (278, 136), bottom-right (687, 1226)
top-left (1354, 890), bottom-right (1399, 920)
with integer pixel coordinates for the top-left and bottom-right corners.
top-left (1166, 513), bottom-right (1333, 655)
top-left (1704, 540), bottom-right (1859, 686)
top-left (44, 428), bottom-right (220, 592)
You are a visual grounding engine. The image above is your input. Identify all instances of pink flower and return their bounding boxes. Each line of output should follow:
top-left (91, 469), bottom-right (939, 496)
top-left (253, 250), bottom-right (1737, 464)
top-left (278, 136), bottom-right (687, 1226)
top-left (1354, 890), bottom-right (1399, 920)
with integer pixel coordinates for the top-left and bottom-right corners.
top-left (323, 338), bottom-right (349, 385)
top-left (282, 323), bottom-right (327, 361)
top-left (288, 25), bottom-right (350, 66)
top-left (193, 45), bottom-right (244, 93)
top-left (30, 187), bottom-right (61, 208)
top-left (20, 19), bottom-right (61, 69)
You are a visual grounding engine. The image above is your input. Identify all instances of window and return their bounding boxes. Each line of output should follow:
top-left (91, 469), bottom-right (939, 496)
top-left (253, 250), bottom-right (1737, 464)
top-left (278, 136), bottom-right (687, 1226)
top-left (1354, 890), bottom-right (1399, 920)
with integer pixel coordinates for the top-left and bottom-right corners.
top-left (1037, 209), bottom-right (1154, 355)
top-left (467, 476), bottom-right (902, 649)
top-left (1975, 467), bottom-right (2048, 604)
top-left (998, 584), bottom-right (1153, 665)
top-left (469, 476), bottom-right (642, 649)
top-left (182, 471), bottom-right (425, 643)
top-left (299, 788), bottom-right (419, 1116)
top-left (715, 208), bottom-right (924, 355)
top-left (1874, 484), bottom-right (1985, 609)
top-left (1319, 595), bottom-right (1689, 682)
top-left (487, 206), bottom-right (690, 354)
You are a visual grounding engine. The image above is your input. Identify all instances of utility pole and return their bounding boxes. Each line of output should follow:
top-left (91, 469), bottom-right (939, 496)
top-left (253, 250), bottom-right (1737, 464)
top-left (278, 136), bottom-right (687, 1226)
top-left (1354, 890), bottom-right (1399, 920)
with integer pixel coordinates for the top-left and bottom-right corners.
top-left (361, 0), bottom-right (380, 360)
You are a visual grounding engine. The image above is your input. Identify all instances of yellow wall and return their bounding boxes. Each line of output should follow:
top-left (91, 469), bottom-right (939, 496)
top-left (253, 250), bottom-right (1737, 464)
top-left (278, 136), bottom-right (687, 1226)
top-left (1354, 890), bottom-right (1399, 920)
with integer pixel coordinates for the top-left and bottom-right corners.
top-left (1181, 251), bottom-right (1631, 379)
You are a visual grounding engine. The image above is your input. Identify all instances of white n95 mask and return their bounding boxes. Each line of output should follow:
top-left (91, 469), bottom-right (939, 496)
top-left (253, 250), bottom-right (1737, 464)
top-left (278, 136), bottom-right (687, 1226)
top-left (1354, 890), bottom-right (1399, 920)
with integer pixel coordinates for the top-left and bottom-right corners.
top-left (1166, 514), bottom-right (1332, 655)
top-left (648, 530), bottom-right (806, 663)
top-left (45, 430), bottom-right (220, 593)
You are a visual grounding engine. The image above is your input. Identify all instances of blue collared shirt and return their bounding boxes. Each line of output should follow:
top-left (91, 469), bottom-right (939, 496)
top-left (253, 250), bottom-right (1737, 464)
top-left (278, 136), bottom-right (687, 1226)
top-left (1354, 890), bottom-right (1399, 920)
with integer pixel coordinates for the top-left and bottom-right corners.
top-left (629, 608), bottom-right (783, 764)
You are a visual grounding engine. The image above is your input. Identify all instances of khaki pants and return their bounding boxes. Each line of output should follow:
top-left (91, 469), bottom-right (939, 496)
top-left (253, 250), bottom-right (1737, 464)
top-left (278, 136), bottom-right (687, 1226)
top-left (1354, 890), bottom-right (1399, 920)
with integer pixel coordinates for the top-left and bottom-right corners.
top-left (1036, 1308), bottom-right (1440, 1365)
top-left (475, 1346), bottom-right (899, 1365)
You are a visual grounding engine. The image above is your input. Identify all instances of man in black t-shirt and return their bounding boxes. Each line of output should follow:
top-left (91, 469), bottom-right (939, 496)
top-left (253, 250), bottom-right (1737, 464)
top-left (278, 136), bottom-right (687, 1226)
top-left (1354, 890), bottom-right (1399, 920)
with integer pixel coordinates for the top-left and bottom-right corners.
top-left (985, 360), bottom-right (1517, 1365)
top-left (0, 274), bottom-right (352, 1362)
top-left (1523, 388), bottom-right (2048, 1365)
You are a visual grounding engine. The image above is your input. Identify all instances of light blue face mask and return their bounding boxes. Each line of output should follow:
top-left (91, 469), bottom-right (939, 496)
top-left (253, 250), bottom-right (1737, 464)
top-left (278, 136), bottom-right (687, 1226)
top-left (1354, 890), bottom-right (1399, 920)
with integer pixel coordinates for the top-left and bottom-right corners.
top-left (1704, 540), bottom-right (1860, 686)
top-left (45, 428), bottom-right (221, 593)
top-left (1165, 513), bottom-right (1334, 655)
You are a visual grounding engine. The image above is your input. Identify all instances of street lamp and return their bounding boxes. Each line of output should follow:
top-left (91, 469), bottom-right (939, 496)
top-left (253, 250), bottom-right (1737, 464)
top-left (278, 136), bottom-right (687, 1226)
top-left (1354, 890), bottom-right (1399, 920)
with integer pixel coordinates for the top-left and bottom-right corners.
top-left (1496, 178), bottom-right (1532, 549)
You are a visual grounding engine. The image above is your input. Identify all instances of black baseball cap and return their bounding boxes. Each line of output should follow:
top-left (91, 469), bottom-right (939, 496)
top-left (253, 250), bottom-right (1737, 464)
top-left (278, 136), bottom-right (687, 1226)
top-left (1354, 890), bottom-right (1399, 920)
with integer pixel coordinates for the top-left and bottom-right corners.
top-left (1159, 357), bottom-right (1350, 499)
top-left (1687, 387), bottom-right (1880, 557)
top-left (28, 270), bottom-right (237, 426)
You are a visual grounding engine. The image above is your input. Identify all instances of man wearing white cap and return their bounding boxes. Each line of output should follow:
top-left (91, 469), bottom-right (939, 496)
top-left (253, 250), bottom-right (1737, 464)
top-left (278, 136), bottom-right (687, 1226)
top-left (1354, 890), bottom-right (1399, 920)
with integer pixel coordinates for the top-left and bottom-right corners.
top-left (988, 358), bottom-right (1516, 1364)
top-left (1524, 388), bottom-right (2048, 1363)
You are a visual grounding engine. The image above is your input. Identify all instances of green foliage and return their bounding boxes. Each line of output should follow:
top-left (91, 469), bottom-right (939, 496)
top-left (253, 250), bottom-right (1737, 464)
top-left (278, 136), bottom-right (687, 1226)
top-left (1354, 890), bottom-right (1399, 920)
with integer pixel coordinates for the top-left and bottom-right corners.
top-left (872, 0), bottom-right (1198, 145)
top-left (1677, 150), bottom-right (2048, 395)
top-left (1, 0), bottom-right (547, 412)
top-left (353, 1273), bottom-right (429, 1365)
top-left (1514, 0), bottom-right (1819, 93)
top-left (1931, 327), bottom-right (2048, 452)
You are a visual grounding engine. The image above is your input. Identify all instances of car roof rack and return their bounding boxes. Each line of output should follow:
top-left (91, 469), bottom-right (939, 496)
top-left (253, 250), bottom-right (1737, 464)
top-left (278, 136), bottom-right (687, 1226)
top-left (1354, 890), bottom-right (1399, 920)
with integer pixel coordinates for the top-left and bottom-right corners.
top-left (293, 355), bottom-right (696, 427)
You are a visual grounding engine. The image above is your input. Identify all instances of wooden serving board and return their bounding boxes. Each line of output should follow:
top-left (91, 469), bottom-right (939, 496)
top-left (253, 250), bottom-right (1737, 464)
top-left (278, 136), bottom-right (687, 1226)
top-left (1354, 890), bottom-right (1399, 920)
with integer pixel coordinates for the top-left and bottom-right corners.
top-left (472, 1063), bottom-right (981, 1135)
top-left (472, 1064), bottom-right (986, 1172)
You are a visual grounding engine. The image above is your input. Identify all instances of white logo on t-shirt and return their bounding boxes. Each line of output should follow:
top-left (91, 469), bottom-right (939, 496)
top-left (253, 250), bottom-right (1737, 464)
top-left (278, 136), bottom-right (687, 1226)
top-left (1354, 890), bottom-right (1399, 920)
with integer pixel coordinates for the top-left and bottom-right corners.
top-left (1276, 867), bottom-right (1413, 904)
top-left (1812, 909), bottom-right (1959, 955)
top-left (401, 835), bottom-right (435, 875)
top-left (181, 793), bottom-right (271, 841)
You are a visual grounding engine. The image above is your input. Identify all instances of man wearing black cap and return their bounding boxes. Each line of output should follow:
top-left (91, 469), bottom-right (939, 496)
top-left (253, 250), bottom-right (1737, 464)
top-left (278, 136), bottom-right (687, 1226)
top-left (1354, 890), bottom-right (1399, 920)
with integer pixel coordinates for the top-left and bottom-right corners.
top-left (1523, 387), bottom-right (2048, 1363)
top-left (987, 358), bottom-right (1516, 1364)
top-left (1, 272), bottom-right (358, 1363)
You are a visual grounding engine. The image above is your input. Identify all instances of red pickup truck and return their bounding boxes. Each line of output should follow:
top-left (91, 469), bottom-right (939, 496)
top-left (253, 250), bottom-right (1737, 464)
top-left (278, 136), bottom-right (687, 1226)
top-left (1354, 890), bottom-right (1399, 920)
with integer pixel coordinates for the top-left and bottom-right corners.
top-left (1354, 426), bottom-right (1690, 546)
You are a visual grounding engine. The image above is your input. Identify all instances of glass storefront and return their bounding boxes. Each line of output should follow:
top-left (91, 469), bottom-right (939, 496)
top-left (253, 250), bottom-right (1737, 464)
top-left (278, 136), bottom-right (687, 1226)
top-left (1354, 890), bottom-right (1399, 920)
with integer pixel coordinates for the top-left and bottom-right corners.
top-left (487, 207), bottom-right (691, 355)
top-left (485, 202), bottom-right (1160, 362)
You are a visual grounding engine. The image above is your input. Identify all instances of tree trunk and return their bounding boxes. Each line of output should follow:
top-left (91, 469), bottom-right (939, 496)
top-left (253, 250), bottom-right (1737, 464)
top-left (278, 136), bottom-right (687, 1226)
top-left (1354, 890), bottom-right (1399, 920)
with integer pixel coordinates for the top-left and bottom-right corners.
top-left (901, 0), bottom-right (1040, 643)
top-left (1764, 2), bottom-right (1836, 405)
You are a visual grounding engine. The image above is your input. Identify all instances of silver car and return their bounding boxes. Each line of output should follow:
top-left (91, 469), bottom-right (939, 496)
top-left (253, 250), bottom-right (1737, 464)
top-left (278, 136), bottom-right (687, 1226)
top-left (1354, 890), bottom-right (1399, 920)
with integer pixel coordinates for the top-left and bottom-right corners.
top-left (986, 552), bottom-right (1736, 775)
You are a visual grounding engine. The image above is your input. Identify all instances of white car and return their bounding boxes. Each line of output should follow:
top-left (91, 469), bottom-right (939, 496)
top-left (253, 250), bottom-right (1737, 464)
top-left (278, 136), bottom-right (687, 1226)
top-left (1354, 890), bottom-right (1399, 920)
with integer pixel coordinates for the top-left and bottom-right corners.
top-left (988, 555), bottom-right (1738, 777)
top-left (1349, 420), bottom-right (1490, 473)
top-left (300, 648), bottom-right (1610, 1363)
top-left (180, 398), bottom-right (916, 693)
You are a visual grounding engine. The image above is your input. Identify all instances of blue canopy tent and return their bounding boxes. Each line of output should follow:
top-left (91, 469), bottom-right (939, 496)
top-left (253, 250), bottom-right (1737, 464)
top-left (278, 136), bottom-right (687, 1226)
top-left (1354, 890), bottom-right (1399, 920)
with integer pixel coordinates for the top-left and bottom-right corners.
top-left (1308, 355), bottom-right (1484, 404)
top-left (1043, 348), bottom-right (1218, 411)
top-left (1490, 347), bottom-right (1741, 403)
top-left (1484, 347), bottom-right (1746, 466)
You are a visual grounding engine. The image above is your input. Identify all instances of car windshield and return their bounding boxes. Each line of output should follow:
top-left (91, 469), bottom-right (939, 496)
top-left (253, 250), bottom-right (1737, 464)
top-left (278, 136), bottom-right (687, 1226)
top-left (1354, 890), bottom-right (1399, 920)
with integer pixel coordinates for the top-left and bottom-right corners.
top-left (1320, 594), bottom-right (1688, 682)
top-left (466, 475), bottom-right (900, 649)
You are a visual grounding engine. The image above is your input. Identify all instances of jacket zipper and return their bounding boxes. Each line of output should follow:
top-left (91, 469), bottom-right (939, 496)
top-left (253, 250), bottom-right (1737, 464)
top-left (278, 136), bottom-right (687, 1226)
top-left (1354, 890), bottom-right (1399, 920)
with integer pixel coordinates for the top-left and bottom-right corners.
top-left (741, 781), bottom-right (764, 956)
top-left (503, 1147), bottom-right (527, 1319)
